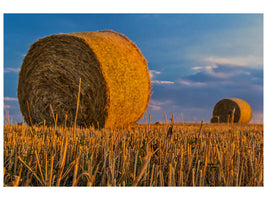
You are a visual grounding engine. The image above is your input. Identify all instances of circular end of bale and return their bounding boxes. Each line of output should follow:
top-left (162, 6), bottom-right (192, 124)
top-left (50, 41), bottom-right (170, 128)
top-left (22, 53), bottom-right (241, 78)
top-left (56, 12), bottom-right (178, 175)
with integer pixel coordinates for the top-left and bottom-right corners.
top-left (18, 35), bottom-right (108, 128)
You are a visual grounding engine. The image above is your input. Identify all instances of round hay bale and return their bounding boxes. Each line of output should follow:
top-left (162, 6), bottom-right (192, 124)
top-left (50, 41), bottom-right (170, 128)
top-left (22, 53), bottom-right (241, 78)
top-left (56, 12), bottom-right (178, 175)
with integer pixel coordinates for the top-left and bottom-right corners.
top-left (211, 98), bottom-right (252, 124)
top-left (17, 30), bottom-right (151, 128)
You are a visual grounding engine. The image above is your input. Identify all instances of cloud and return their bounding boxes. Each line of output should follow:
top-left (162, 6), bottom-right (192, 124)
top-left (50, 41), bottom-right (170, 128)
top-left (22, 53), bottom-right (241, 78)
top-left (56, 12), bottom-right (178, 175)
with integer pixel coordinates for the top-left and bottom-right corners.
top-left (148, 104), bottom-right (161, 111)
top-left (4, 97), bottom-right (18, 101)
top-left (204, 56), bottom-right (262, 68)
top-left (149, 69), bottom-right (175, 85)
top-left (4, 67), bottom-right (20, 73)
top-left (178, 68), bottom-right (222, 86)
top-left (178, 79), bottom-right (207, 87)
top-left (192, 65), bottom-right (215, 71)
top-left (251, 112), bottom-right (263, 124)
top-left (150, 99), bottom-right (173, 106)
top-left (151, 80), bottom-right (174, 85)
top-left (148, 99), bottom-right (173, 111)
top-left (149, 70), bottom-right (161, 79)
top-left (4, 104), bottom-right (11, 109)
top-left (178, 61), bottom-right (261, 87)
top-left (191, 64), bottom-right (234, 79)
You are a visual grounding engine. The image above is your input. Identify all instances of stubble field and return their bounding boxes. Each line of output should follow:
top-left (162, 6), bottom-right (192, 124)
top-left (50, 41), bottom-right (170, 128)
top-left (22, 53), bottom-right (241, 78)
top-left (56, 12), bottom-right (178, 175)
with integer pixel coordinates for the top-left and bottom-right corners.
top-left (3, 121), bottom-right (263, 186)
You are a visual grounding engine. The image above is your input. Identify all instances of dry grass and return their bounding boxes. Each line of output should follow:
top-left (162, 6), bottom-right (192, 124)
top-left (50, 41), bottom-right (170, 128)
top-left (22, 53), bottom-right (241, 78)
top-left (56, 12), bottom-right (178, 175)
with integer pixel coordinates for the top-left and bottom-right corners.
top-left (4, 120), bottom-right (263, 186)
top-left (17, 30), bottom-right (150, 129)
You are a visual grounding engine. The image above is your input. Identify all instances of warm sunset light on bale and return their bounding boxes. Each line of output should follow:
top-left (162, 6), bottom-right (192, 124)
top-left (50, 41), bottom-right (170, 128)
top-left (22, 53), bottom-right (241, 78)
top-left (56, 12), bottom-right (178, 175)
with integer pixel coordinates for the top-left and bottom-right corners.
top-left (17, 30), bottom-right (151, 128)
top-left (211, 98), bottom-right (252, 124)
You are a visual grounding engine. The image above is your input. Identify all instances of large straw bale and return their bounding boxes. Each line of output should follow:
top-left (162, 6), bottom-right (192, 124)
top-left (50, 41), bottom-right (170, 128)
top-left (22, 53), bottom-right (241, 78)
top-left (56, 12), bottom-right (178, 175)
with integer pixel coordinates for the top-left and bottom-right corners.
top-left (211, 98), bottom-right (252, 124)
top-left (17, 30), bottom-right (151, 128)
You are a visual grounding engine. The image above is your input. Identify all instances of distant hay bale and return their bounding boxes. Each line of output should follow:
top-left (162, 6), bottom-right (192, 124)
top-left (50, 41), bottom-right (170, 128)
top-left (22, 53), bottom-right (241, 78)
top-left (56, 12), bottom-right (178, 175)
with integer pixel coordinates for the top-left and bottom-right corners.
top-left (211, 98), bottom-right (252, 124)
top-left (154, 121), bottom-right (164, 125)
top-left (17, 30), bottom-right (151, 128)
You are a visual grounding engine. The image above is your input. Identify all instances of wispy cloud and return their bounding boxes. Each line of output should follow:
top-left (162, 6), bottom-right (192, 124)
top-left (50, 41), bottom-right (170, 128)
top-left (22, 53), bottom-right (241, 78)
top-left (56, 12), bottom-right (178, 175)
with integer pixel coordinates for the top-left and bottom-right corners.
top-left (4, 104), bottom-right (11, 109)
top-left (204, 56), bottom-right (262, 68)
top-left (149, 69), bottom-right (174, 85)
top-left (150, 99), bottom-right (173, 106)
top-left (178, 79), bottom-right (207, 87)
top-left (4, 97), bottom-right (18, 101)
top-left (192, 65), bottom-right (215, 71)
top-left (148, 99), bottom-right (173, 111)
top-left (148, 104), bottom-right (161, 111)
top-left (4, 67), bottom-right (20, 73)
top-left (151, 80), bottom-right (174, 85)
top-left (191, 64), bottom-right (228, 79)
top-left (149, 70), bottom-right (161, 79)
top-left (187, 60), bottom-right (255, 84)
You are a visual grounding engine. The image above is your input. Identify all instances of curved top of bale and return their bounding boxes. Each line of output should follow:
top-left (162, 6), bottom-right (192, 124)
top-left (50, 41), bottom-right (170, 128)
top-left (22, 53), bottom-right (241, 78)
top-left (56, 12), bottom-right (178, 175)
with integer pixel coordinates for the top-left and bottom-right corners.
top-left (17, 30), bottom-right (151, 128)
top-left (212, 98), bottom-right (252, 124)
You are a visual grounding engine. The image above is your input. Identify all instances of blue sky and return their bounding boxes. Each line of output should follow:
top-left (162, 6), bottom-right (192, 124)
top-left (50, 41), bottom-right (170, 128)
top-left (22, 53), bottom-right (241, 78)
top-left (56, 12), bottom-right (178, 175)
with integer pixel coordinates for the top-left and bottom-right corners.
top-left (3, 14), bottom-right (263, 123)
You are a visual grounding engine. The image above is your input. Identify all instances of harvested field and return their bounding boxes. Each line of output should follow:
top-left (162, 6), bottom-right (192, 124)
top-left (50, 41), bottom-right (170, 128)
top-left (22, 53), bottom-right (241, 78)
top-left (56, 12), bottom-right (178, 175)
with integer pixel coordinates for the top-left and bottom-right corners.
top-left (4, 122), bottom-right (263, 186)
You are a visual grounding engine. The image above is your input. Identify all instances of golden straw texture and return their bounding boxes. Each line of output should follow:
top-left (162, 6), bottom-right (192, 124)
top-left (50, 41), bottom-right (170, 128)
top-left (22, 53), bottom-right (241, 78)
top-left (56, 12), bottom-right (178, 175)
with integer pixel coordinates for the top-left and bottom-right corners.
top-left (17, 30), bottom-right (151, 128)
top-left (211, 98), bottom-right (252, 124)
